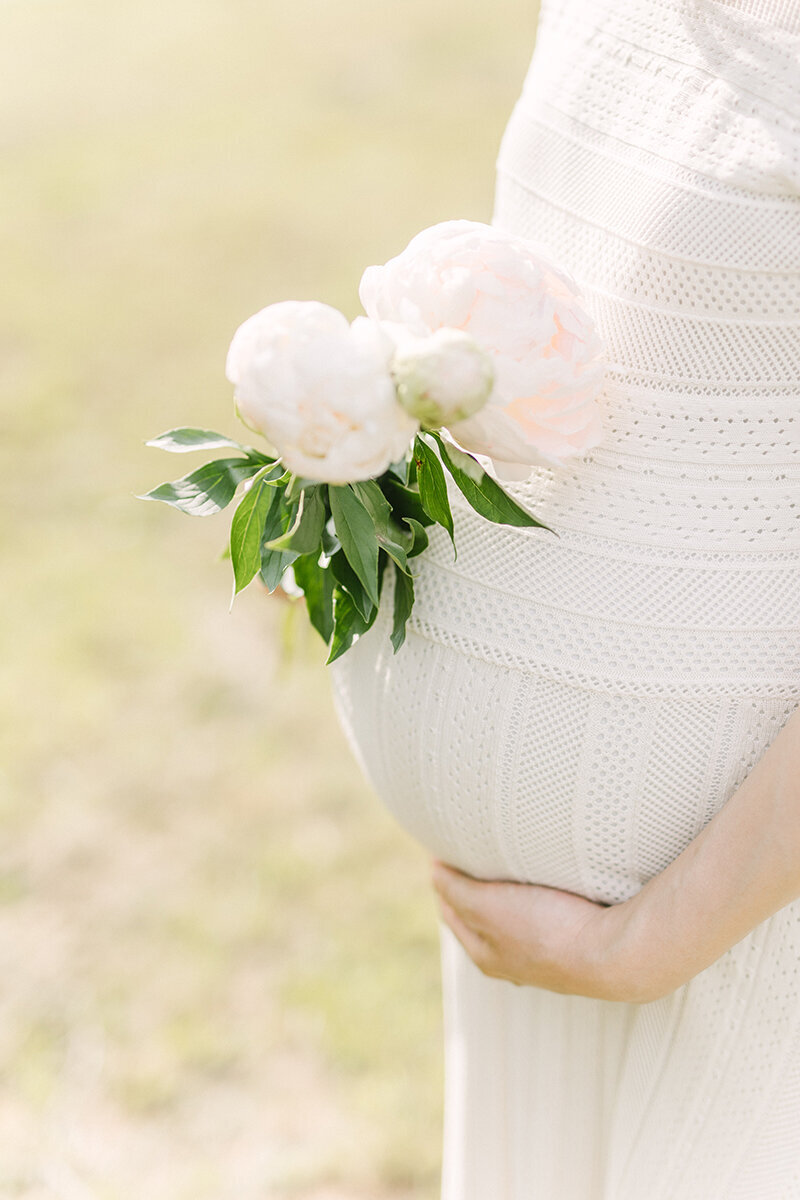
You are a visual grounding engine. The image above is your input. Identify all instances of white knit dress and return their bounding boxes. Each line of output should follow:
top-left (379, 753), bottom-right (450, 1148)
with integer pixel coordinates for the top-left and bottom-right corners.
top-left (329, 1), bottom-right (800, 1195)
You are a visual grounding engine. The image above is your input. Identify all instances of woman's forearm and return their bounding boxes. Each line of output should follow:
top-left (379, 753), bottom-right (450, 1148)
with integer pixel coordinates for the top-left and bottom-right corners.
top-left (605, 702), bottom-right (800, 1000)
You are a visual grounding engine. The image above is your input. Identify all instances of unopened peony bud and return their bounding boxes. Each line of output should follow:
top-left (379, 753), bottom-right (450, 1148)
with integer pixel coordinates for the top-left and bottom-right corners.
top-left (389, 327), bottom-right (495, 429)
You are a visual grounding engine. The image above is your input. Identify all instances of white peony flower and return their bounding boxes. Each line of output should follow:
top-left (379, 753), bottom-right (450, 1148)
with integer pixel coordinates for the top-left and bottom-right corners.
top-left (387, 326), bottom-right (495, 429)
top-left (225, 300), bottom-right (419, 483)
top-left (359, 219), bottom-right (605, 478)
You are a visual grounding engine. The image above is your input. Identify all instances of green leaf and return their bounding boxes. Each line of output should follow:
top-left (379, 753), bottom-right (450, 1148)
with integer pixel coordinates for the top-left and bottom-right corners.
top-left (260, 493), bottom-right (300, 592)
top-left (265, 485), bottom-right (327, 554)
top-left (260, 548), bottom-right (297, 592)
top-left (138, 457), bottom-right (262, 516)
top-left (382, 517), bottom-right (413, 572)
top-left (326, 587), bottom-right (372, 664)
top-left (321, 521), bottom-right (340, 557)
top-left (330, 550), bottom-right (375, 622)
top-left (378, 549), bottom-right (390, 595)
top-left (387, 456), bottom-right (410, 483)
top-left (351, 480), bottom-right (412, 573)
top-left (286, 472), bottom-right (324, 500)
top-left (293, 553), bottom-right (335, 644)
top-left (258, 468), bottom-right (292, 487)
top-left (350, 479), bottom-right (392, 526)
top-left (391, 565), bottom-right (415, 653)
top-left (402, 516), bottom-right (429, 557)
top-left (433, 434), bottom-right (554, 531)
top-left (245, 452), bottom-right (285, 470)
top-left (379, 475), bottom-right (432, 528)
top-left (413, 436), bottom-right (455, 547)
top-left (328, 485), bottom-right (380, 607)
top-left (145, 427), bottom-right (249, 454)
top-left (229, 470), bottom-right (275, 594)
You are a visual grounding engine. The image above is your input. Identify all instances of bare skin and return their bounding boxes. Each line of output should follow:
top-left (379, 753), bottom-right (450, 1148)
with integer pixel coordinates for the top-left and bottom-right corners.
top-left (431, 702), bottom-right (800, 1003)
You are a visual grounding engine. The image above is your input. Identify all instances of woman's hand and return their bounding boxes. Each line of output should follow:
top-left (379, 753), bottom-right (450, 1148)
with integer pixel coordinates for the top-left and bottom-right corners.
top-left (432, 704), bottom-right (800, 1003)
top-left (430, 860), bottom-right (656, 1001)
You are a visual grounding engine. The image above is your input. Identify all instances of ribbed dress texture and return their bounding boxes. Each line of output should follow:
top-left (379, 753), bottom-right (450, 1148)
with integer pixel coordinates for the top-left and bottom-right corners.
top-left (329, 1), bottom-right (800, 1195)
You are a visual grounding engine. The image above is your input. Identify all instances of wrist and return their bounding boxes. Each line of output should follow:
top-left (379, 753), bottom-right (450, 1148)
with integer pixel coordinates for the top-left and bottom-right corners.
top-left (580, 892), bottom-right (681, 1004)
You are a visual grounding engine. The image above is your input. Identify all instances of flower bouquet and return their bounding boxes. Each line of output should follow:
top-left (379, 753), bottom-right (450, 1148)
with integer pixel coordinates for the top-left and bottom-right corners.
top-left (140, 220), bottom-right (606, 661)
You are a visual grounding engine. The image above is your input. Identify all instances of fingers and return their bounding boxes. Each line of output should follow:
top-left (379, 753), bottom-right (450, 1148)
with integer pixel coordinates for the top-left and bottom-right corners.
top-left (430, 860), bottom-right (490, 926)
top-left (429, 859), bottom-right (621, 994)
top-left (430, 860), bottom-right (505, 975)
top-left (434, 893), bottom-right (495, 971)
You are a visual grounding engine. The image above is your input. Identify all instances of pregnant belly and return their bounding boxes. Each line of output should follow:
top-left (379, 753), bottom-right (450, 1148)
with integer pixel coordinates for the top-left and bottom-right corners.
top-left (328, 526), bottom-right (800, 905)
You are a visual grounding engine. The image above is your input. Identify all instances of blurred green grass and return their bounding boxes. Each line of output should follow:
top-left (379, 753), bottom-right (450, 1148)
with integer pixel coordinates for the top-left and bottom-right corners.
top-left (0, 0), bottom-right (537, 1195)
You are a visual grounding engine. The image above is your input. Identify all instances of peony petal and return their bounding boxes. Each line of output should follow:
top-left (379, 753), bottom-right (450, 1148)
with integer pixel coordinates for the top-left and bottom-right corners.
top-left (346, 218), bottom-right (606, 475)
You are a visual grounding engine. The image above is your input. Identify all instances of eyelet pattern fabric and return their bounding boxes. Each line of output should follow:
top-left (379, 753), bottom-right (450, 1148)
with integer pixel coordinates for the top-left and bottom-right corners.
top-left (329, 2), bottom-right (800, 1194)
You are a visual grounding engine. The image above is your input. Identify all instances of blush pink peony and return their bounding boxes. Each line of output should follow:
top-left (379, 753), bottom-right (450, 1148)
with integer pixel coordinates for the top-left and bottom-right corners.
top-left (359, 219), bottom-right (606, 478)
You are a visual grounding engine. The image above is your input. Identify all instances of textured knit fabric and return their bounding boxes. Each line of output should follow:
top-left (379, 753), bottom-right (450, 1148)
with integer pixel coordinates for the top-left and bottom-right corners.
top-left (329, 0), bottom-right (800, 1195)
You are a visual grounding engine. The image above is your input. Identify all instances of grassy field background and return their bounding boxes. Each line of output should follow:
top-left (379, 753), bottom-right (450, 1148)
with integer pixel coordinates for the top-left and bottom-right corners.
top-left (0, 1), bottom-right (538, 1195)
